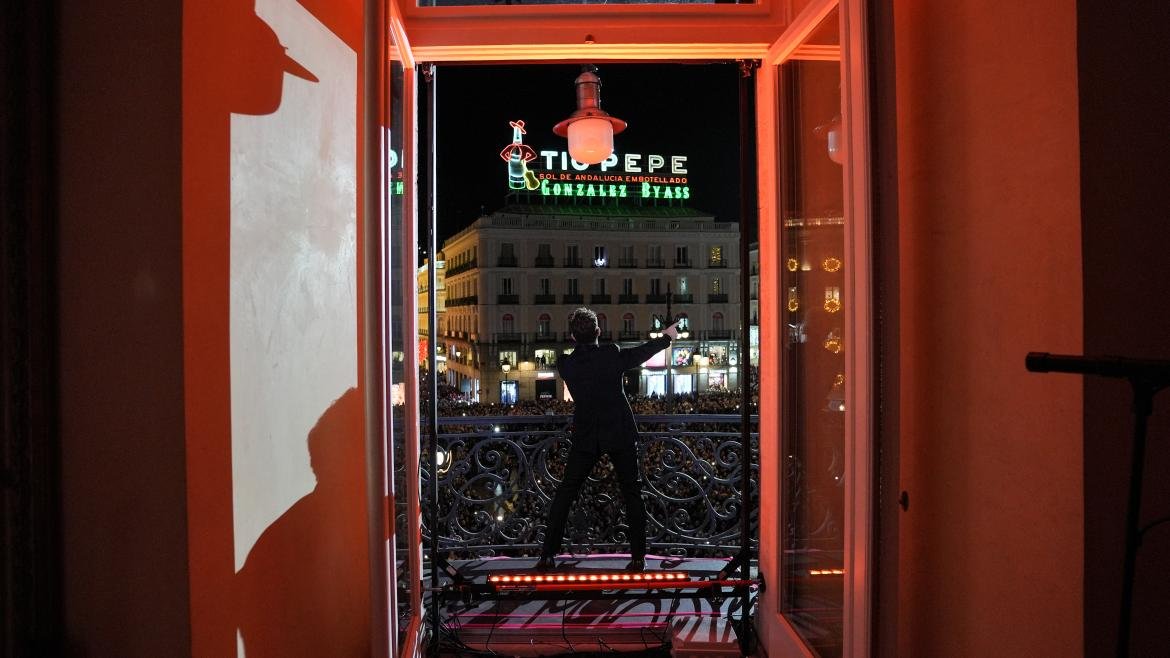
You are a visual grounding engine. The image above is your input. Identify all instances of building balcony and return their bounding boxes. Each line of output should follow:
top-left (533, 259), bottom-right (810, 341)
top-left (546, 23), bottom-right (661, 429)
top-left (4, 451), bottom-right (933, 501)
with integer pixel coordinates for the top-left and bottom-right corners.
top-left (562, 294), bottom-right (584, 304)
top-left (590, 294), bottom-right (612, 304)
top-left (705, 329), bottom-right (733, 340)
top-left (533, 332), bottom-right (558, 343)
top-left (563, 258), bottom-right (583, 268)
top-left (598, 330), bottom-right (613, 341)
top-left (496, 255), bottom-right (518, 267)
top-left (533, 294), bottom-right (556, 304)
top-left (495, 332), bottom-right (523, 343)
top-left (617, 258), bottom-right (638, 268)
top-left (645, 294), bottom-right (667, 304)
top-left (618, 330), bottom-right (644, 341)
top-left (673, 259), bottom-right (692, 268)
top-left (534, 256), bottom-right (555, 267)
top-left (446, 295), bottom-right (478, 307)
top-left (421, 413), bottom-right (758, 558)
top-left (497, 294), bottom-right (519, 305)
top-left (618, 294), bottom-right (639, 304)
top-left (708, 294), bottom-right (729, 303)
top-left (645, 259), bottom-right (666, 268)
top-left (445, 260), bottom-right (477, 276)
top-left (708, 260), bottom-right (727, 268)
top-left (672, 293), bottom-right (694, 304)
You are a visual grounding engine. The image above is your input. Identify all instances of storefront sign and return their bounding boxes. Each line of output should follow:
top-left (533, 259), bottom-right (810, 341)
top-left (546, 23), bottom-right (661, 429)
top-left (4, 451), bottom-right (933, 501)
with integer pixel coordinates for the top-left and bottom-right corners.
top-left (505, 142), bottom-right (692, 201)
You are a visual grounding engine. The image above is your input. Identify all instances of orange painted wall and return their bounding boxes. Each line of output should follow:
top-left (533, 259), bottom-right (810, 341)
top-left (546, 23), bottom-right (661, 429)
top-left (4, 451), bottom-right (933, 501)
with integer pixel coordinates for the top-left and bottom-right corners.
top-left (183, 0), bottom-right (374, 654)
top-left (892, 1), bottom-right (1083, 655)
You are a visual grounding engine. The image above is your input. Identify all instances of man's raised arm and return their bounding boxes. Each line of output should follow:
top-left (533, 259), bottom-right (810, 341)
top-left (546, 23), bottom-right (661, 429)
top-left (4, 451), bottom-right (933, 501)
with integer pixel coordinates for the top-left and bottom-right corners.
top-left (618, 321), bottom-right (679, 370)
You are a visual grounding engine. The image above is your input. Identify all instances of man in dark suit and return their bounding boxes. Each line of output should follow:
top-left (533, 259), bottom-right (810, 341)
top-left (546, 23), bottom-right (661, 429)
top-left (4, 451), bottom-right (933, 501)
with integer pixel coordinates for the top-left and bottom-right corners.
top-left (536, 307), bottom-right (678, 572)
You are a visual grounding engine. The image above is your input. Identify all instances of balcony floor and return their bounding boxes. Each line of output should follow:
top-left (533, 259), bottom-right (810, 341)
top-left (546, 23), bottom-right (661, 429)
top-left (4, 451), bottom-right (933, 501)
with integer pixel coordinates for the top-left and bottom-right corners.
top-left (433, 554), bottom-right (757, 657)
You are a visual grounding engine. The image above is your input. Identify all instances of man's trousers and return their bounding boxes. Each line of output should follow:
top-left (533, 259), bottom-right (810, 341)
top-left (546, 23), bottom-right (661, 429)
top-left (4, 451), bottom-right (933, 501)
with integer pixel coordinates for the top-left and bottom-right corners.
top-left (540, 437), bottom-right (646, 559)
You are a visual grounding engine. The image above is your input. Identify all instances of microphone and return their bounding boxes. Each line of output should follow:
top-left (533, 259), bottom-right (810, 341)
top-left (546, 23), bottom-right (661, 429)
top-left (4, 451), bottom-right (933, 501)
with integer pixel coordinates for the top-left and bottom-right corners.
top-left (1025, 352), bottom-right (1170, 383)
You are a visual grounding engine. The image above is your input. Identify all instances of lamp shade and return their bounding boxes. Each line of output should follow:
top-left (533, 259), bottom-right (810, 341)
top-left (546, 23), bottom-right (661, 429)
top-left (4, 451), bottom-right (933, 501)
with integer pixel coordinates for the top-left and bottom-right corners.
top-left (553, 65), bottom-right (626, 166)
top-left (567, 117), bottom-right (614, 166)
top-left (815, 115), bottom-right (844, 165)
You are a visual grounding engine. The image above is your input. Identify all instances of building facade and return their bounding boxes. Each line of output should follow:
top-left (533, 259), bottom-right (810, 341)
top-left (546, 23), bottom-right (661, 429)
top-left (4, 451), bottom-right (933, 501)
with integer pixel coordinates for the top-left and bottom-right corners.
top-left (416, 252), bottom-right (447, 376)
top-left (431, 205), bottom-right (742, 404)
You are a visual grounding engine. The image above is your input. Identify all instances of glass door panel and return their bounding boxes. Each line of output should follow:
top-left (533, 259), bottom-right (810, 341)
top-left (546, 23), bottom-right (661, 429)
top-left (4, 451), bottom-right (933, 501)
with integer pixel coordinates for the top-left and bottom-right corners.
top-left (777, 6), bottom-right (846, 657)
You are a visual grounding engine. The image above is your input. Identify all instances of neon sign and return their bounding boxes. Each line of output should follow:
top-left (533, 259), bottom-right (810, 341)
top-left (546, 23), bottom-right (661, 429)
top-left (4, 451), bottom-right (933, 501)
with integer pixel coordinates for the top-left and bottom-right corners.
top-left (499, 120), bottom-right (540, 190)
top-left (531, 149), bottom-right (691, 201)
top-left (538, 150), bottom-right (687, 175)
top-left (538, 180), bottom-right (690, 200)
top-left (494, 123), bottom-right (694, 201)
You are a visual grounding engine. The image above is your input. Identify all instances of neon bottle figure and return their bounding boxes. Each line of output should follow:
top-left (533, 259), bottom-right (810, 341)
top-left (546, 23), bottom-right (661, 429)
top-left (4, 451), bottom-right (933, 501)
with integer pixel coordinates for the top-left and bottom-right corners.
top-left (499, 119), bottom-right (538, 190)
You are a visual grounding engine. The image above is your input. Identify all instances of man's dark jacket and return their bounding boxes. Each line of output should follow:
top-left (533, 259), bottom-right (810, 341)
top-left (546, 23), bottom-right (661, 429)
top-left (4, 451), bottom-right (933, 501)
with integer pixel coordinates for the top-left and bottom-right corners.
top-left (557, 336), bottom-right (671, 448)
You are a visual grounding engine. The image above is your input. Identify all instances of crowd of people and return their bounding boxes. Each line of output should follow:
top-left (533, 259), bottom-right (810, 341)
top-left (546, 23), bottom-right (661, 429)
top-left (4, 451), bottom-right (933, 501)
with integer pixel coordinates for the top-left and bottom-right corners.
top-left (430, 389), bottom-right (757, 419)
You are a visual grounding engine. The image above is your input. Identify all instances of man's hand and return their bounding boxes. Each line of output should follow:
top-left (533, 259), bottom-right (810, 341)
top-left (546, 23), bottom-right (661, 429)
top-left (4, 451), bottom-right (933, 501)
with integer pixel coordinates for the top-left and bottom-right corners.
top-left (664, 320), bottom-right (681, 340)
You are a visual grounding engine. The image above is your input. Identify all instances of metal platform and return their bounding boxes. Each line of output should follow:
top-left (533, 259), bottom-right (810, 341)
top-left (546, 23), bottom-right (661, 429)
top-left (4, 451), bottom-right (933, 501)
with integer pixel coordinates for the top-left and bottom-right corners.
top-left (431, 554), bottom-right (756, 657)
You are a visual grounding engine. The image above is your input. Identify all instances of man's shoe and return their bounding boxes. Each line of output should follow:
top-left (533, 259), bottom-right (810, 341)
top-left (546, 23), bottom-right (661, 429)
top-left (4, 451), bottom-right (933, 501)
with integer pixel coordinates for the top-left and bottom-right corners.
top-left (625, 557), bottom-right (645, 572)
top-left (534, 556), bottom-right (556, 571)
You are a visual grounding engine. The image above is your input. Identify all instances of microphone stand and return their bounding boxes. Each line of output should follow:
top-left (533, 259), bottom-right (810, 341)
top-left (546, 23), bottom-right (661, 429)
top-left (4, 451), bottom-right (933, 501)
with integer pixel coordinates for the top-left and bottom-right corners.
top-left (1025, 352), bottom-right (1170, 657)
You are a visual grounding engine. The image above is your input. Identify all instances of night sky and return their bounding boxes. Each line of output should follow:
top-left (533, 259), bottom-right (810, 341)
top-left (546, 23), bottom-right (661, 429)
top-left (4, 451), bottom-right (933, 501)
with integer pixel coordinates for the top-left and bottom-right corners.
top-left (426, 62), bottom-right (751, 248)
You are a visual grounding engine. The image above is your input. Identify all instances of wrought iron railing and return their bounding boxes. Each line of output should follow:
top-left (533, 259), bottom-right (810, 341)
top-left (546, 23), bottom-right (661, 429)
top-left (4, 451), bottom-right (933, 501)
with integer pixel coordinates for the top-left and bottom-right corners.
top-left (409, 414), bottom-right (759, 559)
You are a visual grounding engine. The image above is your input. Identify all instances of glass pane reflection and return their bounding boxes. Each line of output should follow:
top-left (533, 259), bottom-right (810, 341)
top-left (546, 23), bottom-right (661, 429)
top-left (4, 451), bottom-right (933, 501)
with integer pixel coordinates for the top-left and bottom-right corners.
top-left (387, 53), bottom-right (412, 654)
top-left (778, 8), bottom-right (844, 658)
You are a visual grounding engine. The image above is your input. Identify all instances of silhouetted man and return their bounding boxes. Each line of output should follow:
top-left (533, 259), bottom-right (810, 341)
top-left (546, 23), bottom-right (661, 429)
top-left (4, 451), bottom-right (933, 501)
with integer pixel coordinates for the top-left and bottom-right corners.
top-left (536, 307), bottom-right (678, 572)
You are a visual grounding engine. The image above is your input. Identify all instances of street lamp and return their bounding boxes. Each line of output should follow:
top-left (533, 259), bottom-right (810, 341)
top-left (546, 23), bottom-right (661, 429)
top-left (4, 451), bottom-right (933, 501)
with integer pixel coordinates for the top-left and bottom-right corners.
top-left (660, 283), bottom-right (691, 398)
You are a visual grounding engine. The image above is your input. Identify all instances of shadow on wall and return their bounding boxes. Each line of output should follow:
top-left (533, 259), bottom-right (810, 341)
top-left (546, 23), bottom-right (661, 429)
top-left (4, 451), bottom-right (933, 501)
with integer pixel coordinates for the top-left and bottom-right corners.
top-left (235, 388), bottom-right (370, 657)
top-left (218, 2), bottom-right (320, 117)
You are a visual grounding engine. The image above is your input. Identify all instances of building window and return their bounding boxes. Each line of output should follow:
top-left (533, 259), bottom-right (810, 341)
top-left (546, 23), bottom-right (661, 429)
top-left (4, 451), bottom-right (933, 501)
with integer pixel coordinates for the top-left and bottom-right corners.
top-left (593, 245), bottom-right (608, 267)
top-left (501, 243), bottom-right (514, 258)
top-left (567, 278), bottom-right (579, 295)
top-left (538, 243), bottom-right (551, 257)
top-left (621, 245), bottom-right (635, 265)
top-left (622, 313), bottom-right (635, 332)
top-left (712, 312), bottom-right (724, 331)
top-left (566, 244), bottom-right (580, 265)
top-left (597, 313), bottom-right (607, 331)
top-left (500, 277), bottom-right (513, 294)
top-left (648, 244), bottom-right (662, 264)
top-left (712, 277), bottom-right (722, 294)
top-left (539, 278), bottom-right (551, 295)
top-left (676, 245), bottom-right (689, 266)
top-left (538, 313), bottom-right (552, 336)
top-left (502, 314), bottom-right (514, 333)
top-left (499, 349), bottom-right (517, 366)
top-left (594, 277), bottom-right (606, 295)
top-left (622, 278), bottom-right (634, 295)
top-left (678, 276), bottom-right (688, 294)
top-left (650, 278), bottom-right (662, 295)
top-left (710, 245), bottom-right (724, 266)
top-left (535, 348), bottom-right (557, 367)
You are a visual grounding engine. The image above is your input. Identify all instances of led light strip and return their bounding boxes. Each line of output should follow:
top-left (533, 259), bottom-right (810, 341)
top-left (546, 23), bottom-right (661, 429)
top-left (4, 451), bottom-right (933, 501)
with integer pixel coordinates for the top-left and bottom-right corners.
top-left (489, 572), bottom-right (690, 585)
